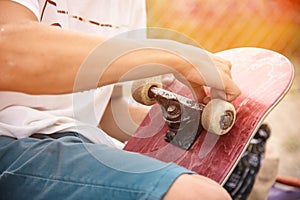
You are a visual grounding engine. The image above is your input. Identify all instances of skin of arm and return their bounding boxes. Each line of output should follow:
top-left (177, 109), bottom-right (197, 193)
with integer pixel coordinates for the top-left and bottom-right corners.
top-left (0, 1), bottom-right (240, 98)
top-left (0, 2), bottom-right (187, 95)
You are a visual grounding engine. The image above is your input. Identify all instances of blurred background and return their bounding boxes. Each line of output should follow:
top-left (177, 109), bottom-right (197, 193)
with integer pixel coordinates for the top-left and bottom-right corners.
top-left (146, 0), bottom-right (300, 179)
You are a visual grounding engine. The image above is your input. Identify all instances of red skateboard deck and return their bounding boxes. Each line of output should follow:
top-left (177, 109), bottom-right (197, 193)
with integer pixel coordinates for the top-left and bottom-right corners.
top-left (123, 47), bottom-right (294, 185)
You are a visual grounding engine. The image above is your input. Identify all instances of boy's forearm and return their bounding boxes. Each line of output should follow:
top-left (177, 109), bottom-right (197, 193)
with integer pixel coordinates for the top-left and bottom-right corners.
top-left (0, 21), bottom-right (184, 94)
top-left (0, 2), bottom-right (193, 95)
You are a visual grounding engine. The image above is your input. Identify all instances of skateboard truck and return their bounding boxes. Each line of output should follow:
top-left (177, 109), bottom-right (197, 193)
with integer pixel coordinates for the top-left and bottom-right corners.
top-left (131, 77), bottom-right (236, 150)
top-left (148, 86), bottom-right (204, 150)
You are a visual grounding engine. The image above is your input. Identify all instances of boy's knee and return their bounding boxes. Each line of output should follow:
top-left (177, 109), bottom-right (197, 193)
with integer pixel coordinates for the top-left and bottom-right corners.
top-left (164, 174), bottom-right (232, 200)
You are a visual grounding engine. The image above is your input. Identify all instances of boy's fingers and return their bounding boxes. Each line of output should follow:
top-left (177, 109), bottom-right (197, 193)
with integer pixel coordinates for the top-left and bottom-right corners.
top-left (191, 84), bottom-right (207, 102)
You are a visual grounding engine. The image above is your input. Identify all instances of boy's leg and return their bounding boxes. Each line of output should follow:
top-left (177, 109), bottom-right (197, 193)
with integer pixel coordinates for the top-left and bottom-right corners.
top-left (164, 173), bottom-right (231, 200)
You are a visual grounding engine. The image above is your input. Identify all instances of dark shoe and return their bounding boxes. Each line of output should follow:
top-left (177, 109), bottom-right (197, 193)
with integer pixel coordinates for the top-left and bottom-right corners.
top-left (224, 124), bottom-right (271, 200)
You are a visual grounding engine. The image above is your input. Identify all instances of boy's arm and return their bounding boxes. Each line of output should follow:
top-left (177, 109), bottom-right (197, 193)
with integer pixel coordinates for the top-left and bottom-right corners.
top-left (0, 1), bottom-right (240, 101)
top-left (0, 2), bottom-right (180, 94)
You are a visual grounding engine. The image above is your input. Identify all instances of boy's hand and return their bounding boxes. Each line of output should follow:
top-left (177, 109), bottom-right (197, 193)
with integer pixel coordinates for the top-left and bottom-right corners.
top-left (183, 53), bottom-right (241, 104)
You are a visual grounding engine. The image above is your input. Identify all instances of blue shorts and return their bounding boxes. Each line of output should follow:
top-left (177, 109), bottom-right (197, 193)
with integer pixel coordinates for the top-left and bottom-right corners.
top-left (0, 132), bottom-right (194, 200)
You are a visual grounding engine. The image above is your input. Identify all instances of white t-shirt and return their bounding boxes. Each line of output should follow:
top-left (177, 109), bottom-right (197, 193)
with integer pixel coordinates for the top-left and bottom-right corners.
top-left (0, 0), bottom-right (146, 148)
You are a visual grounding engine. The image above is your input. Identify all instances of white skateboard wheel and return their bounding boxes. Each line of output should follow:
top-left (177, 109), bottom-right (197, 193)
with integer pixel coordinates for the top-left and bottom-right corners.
top-left (131, 76), bottom-right (162, 106)
top-left (201, 99), bottom-right (236, 135)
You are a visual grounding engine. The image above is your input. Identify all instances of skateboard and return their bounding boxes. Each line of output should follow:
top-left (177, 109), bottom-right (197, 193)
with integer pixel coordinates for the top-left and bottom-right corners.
top-left (123, 47), bottom-right (294, 185)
